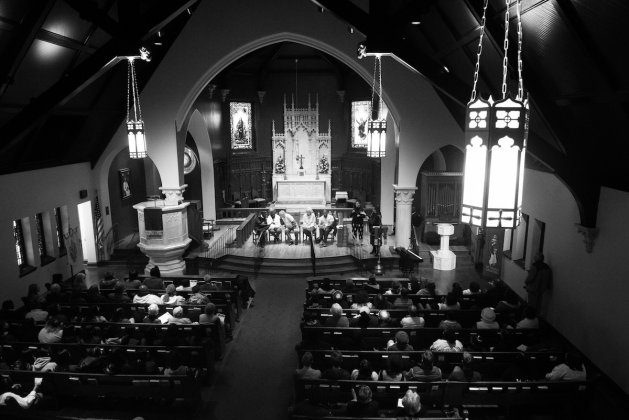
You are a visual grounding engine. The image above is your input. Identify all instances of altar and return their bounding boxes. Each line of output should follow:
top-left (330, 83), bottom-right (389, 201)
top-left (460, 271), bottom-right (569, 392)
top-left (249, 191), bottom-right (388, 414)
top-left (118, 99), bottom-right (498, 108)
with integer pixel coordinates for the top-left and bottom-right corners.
top-left (275, 179), bottom-right (326, 207)
top-left (271, 94), bottom-right (332, 207)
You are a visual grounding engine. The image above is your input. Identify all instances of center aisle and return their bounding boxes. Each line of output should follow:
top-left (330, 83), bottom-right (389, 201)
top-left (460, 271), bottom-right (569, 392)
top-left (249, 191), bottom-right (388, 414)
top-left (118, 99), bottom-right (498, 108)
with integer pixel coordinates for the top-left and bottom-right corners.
top-left (205, 275), bottom-right (305, 420)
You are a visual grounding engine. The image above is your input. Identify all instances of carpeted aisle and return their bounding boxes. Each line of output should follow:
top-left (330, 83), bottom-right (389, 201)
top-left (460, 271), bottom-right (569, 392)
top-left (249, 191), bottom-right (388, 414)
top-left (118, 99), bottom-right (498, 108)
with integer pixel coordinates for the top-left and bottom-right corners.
top-left (204, 275), bottom-right (304, 420)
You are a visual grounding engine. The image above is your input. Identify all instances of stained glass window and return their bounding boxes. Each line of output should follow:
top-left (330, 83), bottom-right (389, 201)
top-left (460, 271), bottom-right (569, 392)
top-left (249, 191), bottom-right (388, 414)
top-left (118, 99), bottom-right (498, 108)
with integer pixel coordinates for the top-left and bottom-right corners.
top-left (351, 101), bottom-right (370, 149)
top-left (230, 102), bottom-right (253, 150)
top-left (36, 213), bottom-right (47, 258)
top-left (54, 207), bottom-right (66, 255)
top-left (13, 219), bottom-right (26, 267)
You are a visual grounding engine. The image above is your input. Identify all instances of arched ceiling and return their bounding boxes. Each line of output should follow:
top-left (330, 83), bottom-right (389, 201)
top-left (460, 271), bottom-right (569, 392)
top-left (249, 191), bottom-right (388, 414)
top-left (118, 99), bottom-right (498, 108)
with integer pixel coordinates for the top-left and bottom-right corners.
top-left (0, 0), bottom-right (626, 226)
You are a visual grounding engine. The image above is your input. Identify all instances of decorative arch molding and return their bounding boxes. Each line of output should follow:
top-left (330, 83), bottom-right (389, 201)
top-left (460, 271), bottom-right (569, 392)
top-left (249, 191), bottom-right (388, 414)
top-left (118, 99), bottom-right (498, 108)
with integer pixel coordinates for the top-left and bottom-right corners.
top-left (186, 109), bottom-right (216, 220)
top-left (175, 32), bottom-right (400, 132)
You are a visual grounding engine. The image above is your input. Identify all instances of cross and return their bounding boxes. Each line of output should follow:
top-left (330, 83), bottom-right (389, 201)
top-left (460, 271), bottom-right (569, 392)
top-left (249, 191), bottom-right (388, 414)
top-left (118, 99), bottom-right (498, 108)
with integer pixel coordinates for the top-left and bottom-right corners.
top-left (296, 154), bottom-right (304, 169)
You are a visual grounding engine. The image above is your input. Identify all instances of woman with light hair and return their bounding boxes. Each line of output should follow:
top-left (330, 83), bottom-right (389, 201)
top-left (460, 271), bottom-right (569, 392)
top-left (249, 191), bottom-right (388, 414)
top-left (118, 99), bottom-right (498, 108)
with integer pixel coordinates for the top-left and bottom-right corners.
top-left (161, 284), bottom-right (186, 305)
top-left (142, 303), bottom-right (160, 324)
top-left (397, 389), bottom-right (423, 418)
top-left (324, 303), bottom-right (349, 327)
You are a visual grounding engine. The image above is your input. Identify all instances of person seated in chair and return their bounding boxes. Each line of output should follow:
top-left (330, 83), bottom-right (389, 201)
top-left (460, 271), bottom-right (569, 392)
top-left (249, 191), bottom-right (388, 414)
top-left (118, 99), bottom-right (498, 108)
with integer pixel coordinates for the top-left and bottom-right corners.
top-left (279, 210), bottom-right (297, 245)
top-left (318, 209), bottom-right (336, 247)
top-left (266, 207), bottom-right (282, 243)
top-left (300, 207), bottom-right (317, 244)
top-left (253, 210), bottom-right (270, 248)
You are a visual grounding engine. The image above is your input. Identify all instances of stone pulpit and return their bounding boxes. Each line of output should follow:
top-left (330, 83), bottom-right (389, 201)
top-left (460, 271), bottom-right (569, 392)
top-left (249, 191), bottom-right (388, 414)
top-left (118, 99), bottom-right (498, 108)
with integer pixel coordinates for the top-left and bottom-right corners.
top-left (271, 94), bottom-right (331, 209)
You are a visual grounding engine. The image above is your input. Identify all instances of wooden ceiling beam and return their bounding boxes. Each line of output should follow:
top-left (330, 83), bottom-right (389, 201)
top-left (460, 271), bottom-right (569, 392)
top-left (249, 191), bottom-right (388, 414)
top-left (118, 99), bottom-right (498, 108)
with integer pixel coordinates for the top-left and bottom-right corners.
top-left (0, 38), bottom-right (127, 154)
top-left (0, 0), bottom-right (56, 98)
top-left (63, 0), bottom-right (128, 40)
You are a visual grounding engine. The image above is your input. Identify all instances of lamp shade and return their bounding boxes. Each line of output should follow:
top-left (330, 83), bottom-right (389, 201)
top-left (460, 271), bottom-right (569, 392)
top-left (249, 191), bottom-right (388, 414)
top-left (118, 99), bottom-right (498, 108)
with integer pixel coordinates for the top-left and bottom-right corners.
top-left (127, 120), bottom-right (147, 159)
top-left (461, 94), bottom-right (528, 229)
top-left (367, 118), bottom-right (386, 158)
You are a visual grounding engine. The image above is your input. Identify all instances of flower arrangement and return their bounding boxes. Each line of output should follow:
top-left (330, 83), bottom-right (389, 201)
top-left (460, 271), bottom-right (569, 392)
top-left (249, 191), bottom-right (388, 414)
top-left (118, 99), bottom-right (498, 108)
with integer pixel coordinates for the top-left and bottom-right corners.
top-left (275, 156), bottom-right (286, 174)
top-left (318, 156), bottom-right (329, 174)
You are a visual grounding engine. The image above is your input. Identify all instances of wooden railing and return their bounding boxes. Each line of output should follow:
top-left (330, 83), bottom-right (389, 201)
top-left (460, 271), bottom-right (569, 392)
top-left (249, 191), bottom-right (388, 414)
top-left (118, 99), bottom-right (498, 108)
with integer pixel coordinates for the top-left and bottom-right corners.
top-left (235, 213), bottom-right (256, 247)
top-left (204, 226), bottom-right (236, 259)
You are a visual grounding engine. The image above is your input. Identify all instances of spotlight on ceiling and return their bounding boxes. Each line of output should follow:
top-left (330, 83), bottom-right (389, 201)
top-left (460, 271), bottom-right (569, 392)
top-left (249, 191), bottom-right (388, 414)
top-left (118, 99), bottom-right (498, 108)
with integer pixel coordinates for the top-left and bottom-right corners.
top-left (348, 26), bottom-right (354, 34)
top-left (318, 6), bottom-right (324, 13)
top-left (411, 21), bottom-right (421, 25)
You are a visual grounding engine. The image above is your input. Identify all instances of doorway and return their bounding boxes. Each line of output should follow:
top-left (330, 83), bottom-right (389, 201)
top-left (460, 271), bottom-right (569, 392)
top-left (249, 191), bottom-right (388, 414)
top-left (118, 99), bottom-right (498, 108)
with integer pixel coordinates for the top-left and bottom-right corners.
top-left (77, 201), bottom-right (97, 263)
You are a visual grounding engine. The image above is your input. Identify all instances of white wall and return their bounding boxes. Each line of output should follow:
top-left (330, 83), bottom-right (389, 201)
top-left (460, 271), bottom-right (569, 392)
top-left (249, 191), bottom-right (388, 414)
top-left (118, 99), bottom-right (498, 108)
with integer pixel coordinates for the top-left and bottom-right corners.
top-left (0, 163), bottom-right (92, 303)
top-left (502, 169), bottom-right (629, 393)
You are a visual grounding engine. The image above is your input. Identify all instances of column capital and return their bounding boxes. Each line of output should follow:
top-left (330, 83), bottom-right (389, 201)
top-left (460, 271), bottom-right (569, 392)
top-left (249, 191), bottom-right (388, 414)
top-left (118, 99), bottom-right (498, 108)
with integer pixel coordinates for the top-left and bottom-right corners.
top-left (159, 184), bottom-right (188, 206)
top-left (393, 185), bottom-right (417, 204)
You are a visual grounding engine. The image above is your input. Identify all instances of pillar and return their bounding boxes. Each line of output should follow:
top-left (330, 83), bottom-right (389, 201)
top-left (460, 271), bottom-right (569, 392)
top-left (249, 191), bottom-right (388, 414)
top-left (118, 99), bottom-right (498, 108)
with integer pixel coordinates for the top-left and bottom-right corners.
top-left (393, 185), bottom-right (417, 249)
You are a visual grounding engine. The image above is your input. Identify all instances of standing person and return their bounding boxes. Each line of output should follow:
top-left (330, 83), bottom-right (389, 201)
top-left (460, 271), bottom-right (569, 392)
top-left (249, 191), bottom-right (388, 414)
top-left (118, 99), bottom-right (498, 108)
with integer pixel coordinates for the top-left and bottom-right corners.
top-left (350, 202), bottom-right (367, 242)
top-left (266, 207), bottom-right (282, 243)
top-left (253, 210), bottom-right (269, 249)
top-left (300, 207), bottom-right (317, 244)
top-left (279, 210), bottom-right (297, 245)
top-left (411, 207), bottom-right (426, 246)
top-left (524, 253), bottom-right (552, 313)
top-left (318, 209), bottom-right (336, 247)
top-left (368, 207), bottom-right (382, 256)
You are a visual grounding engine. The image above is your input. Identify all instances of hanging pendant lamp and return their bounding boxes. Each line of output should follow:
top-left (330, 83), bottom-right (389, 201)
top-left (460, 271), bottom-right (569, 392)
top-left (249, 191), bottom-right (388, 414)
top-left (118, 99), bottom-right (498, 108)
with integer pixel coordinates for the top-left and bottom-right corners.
top-left (367, 55), bottom-right (386, 158)
top-left (126, 48), bottom-right (151, 159)
top-left (461, 0), bottom-right (528, 229)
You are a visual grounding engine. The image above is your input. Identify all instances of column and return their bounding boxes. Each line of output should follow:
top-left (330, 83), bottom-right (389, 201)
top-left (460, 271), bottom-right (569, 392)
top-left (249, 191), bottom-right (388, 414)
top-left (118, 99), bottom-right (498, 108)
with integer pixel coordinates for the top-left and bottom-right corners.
top-left (393, 185), bottom-right (417, 249)
top-left (159, 184), bottom-right (188, 206)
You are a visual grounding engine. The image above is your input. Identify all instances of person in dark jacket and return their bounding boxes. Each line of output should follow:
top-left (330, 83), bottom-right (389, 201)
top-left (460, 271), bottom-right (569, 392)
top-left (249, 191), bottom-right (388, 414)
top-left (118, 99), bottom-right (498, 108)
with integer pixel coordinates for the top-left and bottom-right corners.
top-left (525, 253), bottom-right (552, 313)
top-left (143, 266), bottom-right (164, 290)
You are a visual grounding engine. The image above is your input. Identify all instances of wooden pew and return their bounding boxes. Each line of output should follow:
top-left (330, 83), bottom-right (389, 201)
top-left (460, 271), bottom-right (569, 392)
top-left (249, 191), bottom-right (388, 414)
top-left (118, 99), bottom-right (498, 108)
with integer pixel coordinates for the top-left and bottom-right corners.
top-left (294, 378), bottom-right (589, 415)
top-left (0, 370), bottom-right (201, 411)
top-left (294, 349), bottom-right (564, 381)
top-left (1, 342), bottom-right (213, 373)
top-left (133, 273), bottom-right (243, 319)
top-left (305, 291), bottom-right (488, 310)
top-left (54, 301), bottom-right (235, 337)
top-left (300, 326), bottom-right (539, 352)
top-left (6, 320), bottom-right (226, 360)
top-left (302, 307), bottom-right (513, 329)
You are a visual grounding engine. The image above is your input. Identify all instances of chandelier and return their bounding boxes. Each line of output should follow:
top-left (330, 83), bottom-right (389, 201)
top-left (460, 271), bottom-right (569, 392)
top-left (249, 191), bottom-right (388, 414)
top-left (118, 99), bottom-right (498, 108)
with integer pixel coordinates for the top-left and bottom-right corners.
top-left (367, 54), bottom-right (386, 158)
top-left (126, 47), bottom-right (151, 159)
top-left (461, 0), bottom-right (528, 230)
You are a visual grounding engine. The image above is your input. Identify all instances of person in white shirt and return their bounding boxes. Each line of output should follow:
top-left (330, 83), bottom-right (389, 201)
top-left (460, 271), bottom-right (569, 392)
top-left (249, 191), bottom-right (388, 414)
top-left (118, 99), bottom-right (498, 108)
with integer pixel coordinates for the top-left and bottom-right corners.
top-left (279, 210), bottom-right (297, 245)
top-left (132, 285), bottom-right (163, 305)
top-left (266, 208), bottom-right (283, 243)
top-left (430, 329), bottom-right (464, 352)
top-left (301, 207), bottom-right (316, 243)
top-left (317, 209), bottom-right (336, 247)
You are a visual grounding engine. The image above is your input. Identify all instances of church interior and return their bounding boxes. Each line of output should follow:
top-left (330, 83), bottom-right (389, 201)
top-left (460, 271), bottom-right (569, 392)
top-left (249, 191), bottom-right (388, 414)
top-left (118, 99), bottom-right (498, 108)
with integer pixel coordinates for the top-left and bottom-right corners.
top-left (0, 0), bottom-right (628, 419)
